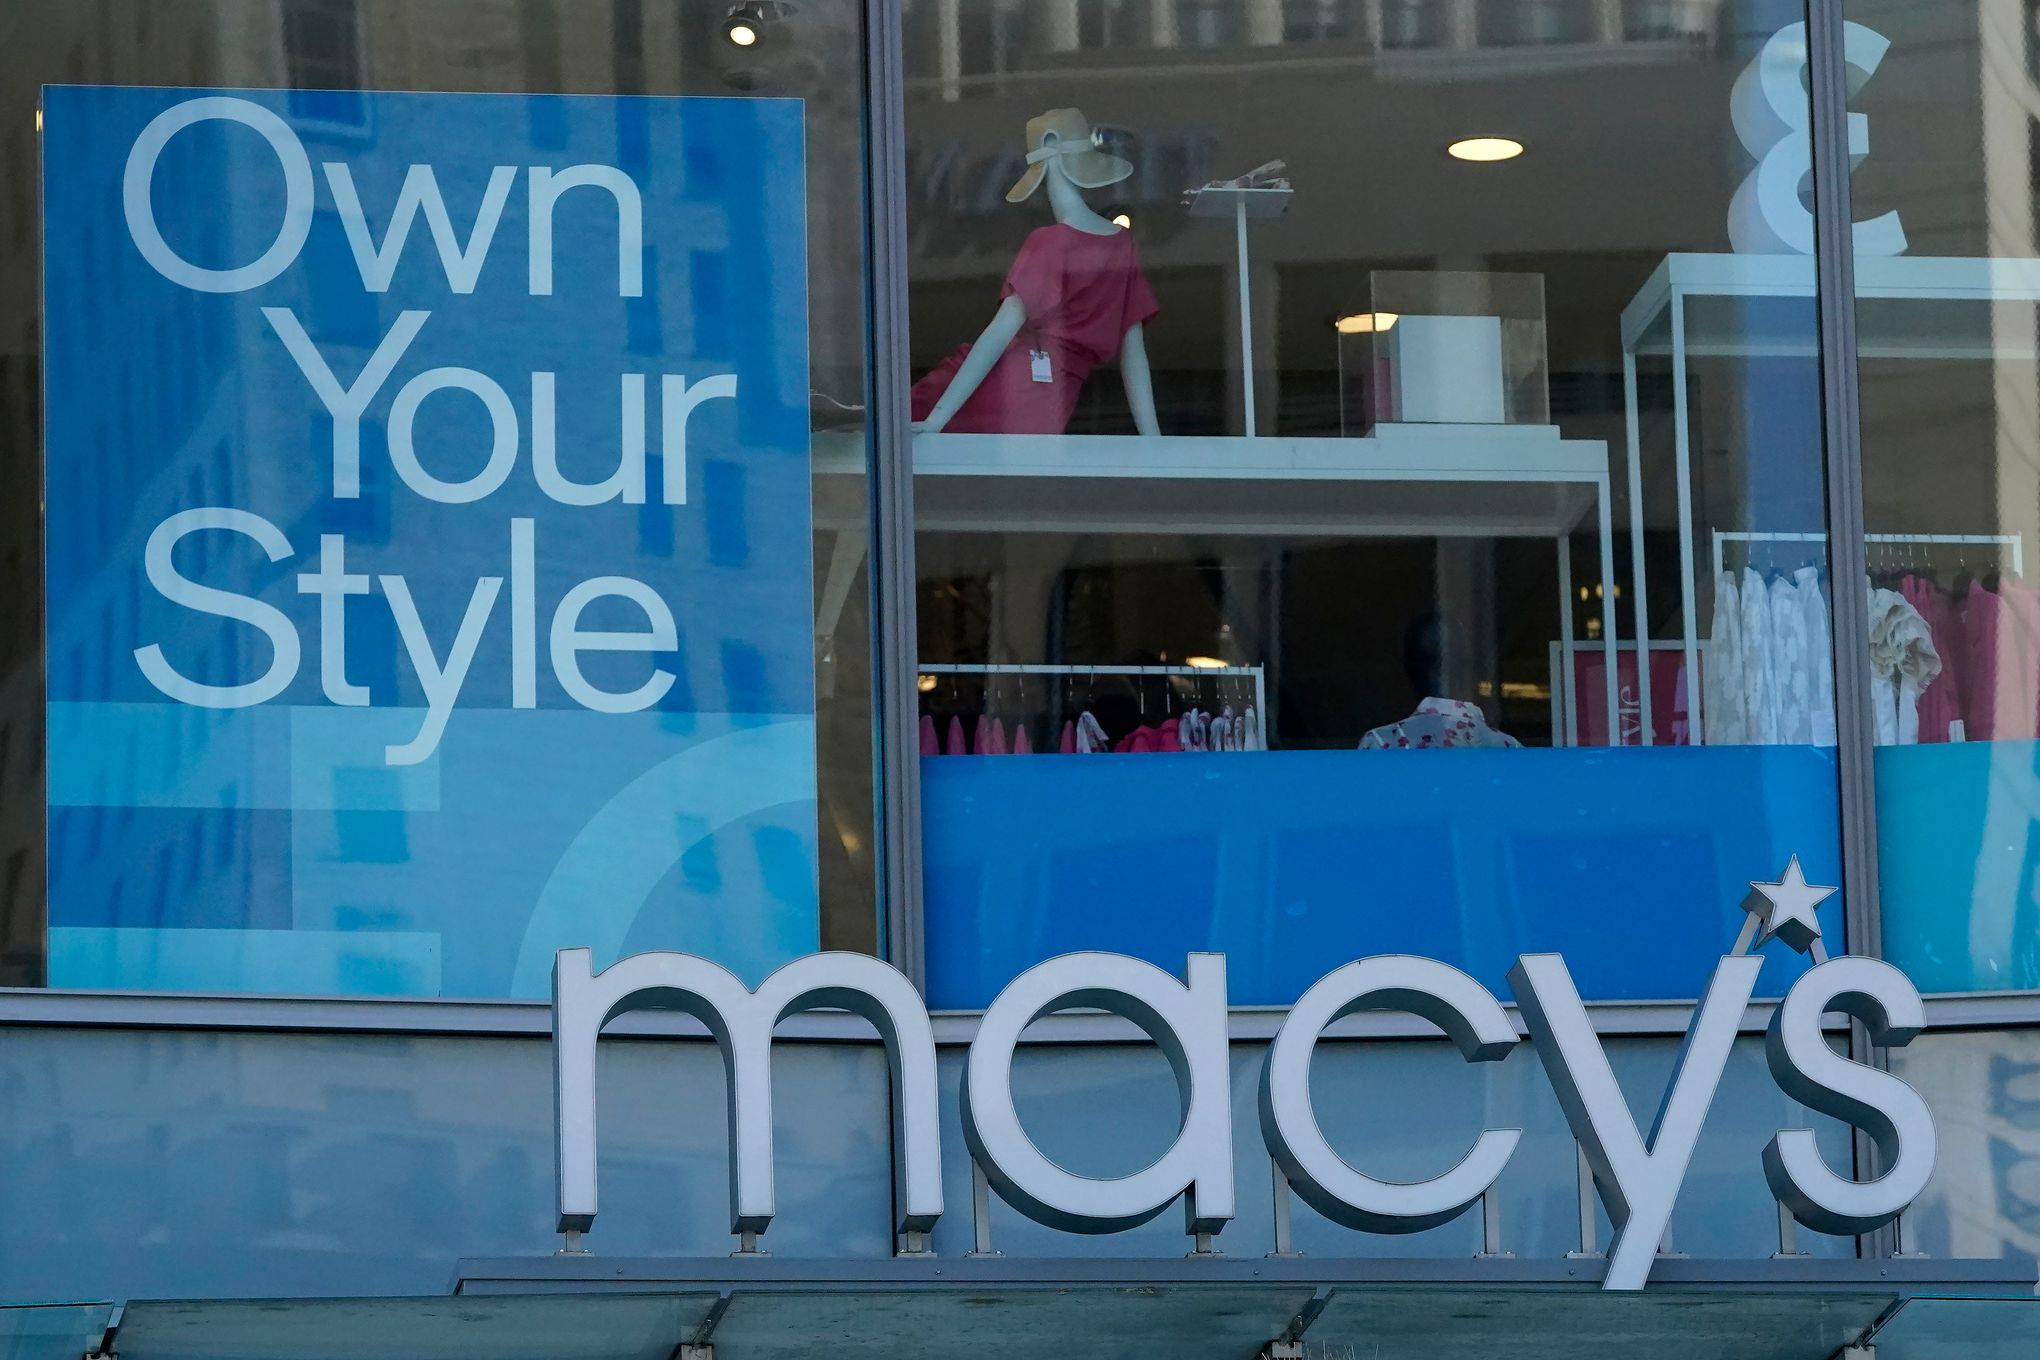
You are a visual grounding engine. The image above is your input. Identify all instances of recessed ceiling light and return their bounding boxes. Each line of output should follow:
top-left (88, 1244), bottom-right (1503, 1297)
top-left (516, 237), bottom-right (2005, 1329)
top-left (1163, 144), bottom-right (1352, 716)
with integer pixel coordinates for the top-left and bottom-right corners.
top-left (1446, 136), bottom-right (1524, 163)
top-left (727, 20), bottom-right (759, 45)
top-left (1185, 656), bottom-right (1228, 669)
top-left (1334, 312), bottom-right (1399, 334)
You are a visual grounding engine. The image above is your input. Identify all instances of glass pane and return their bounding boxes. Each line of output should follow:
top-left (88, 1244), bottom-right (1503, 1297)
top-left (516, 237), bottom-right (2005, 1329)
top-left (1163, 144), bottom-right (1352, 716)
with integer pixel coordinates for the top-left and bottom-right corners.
top-left (903, 0), bottom-right (1847, 1006)
top-left (1845, 0), bottom-right (2040, 991)
top-left (1871, 1297), bottom-right (2040, 1360)
top-left (1, 0), bottom-right (880, 997)
top-left (114, 1294), bottom-right (719, 1360)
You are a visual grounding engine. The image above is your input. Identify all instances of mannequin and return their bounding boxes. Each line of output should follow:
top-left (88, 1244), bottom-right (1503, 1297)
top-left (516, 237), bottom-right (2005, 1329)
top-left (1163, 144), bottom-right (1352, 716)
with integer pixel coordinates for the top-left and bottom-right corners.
top-left (911, 109), bottom-right (1162, 437)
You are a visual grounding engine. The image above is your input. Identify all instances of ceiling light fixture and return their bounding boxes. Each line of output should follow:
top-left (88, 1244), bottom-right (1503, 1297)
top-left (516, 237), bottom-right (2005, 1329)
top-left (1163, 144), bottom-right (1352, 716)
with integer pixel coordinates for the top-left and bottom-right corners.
top-left (1334, 312), bottom-right (1398, 335)
top-left (1110, 212), bottom-right (1132, 230)
top-left (726, 20), bottom-right (759, 45)
top-left (1185, 656), bottom-right (1228, 670)
top-left (1446, 136), bottom-right (1524, 163)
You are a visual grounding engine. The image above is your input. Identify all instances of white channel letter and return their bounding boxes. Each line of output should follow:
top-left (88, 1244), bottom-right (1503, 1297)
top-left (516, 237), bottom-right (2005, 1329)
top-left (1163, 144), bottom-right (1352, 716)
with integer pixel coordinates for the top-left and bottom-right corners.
top-left (387, 367), bottom-right (520, 504)
top-left (549, 577), bottom-right (677, 714)
top-left (552, 948), bottom-right (943, 1239)
top-left (1261, 956), bottom-right (1521, 1233)
top-left (322, 162), bottom-right (516, 294)
top-left (264, 307), bottom-right (429, 499)
top-left (124, 97), bottom-right (314, 292)
top-left (531, 373), bottom-right (647, 505)
top-left (528, 165), bottom-right (644, 298)
top-left (659, 374), bottom-right (737, 505)
top-left (1509, 952), bottom-right (1763, 1291)
top-left (1764, 955), bottom-right (1936, 1236)
top-left (136, 508), bottom-right (300, 707)
top-left (379, 573), bottom-right (500, 766)
top-left (962, 952), bottom-right (1234, 1235)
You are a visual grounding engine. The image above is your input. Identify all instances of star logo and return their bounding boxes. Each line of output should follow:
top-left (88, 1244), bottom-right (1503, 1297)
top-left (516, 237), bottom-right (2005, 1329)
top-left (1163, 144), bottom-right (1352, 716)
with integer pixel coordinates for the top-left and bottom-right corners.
top-left (1742, 855), bottom-right (1836, 959)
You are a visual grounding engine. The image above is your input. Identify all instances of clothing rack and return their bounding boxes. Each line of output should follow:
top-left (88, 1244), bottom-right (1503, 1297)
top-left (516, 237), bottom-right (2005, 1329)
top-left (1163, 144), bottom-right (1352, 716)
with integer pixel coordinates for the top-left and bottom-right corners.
top-left (1710, 530), bottom-right (2024, 589)
top-left (918, 663), bottom-right (1268, 742)
top-left (1684, 529), bottom-right (2027, 746)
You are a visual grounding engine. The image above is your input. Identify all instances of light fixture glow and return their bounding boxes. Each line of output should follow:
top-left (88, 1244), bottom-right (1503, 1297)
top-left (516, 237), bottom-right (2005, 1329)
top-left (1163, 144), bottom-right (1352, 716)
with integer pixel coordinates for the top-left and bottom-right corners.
top-left (1110, 212), bottom-right (1132, 230)
top-left (1185, 656), bottom-right (1228, 670)
top-left (35, 108), bottom-right (43, 132)
top-left (917, 674), bottom-right (938, 692)
top-left (727, 20), bottom-right (759, 45)
top-left (1334, 311), bottom-right (1399, 335)
top-left (1447, 136), bottom-right (1524, 163)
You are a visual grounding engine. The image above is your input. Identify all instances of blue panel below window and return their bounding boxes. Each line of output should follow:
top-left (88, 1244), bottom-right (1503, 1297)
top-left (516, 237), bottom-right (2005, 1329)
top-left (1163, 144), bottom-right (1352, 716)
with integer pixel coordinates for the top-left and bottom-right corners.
top-left (1877, 741), bottom-right (2040, 993)
top-left (922, 747), bottom-right (1843, 1008)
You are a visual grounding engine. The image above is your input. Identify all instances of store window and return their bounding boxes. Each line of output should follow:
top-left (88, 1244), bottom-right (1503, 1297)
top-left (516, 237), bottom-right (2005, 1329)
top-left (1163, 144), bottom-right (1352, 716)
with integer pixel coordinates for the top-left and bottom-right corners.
top-left (903, 0), bottom-right (1850, 1007)
top-left (0, 0), bottom-right (881, 998)
top-left (1848, 0), bottom-right (2040, 992)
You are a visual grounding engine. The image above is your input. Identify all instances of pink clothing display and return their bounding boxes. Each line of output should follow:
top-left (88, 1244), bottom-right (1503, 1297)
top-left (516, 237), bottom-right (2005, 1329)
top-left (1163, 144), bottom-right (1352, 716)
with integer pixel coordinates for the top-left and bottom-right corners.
top-left (1903, 576), bottom-right (1966, 743)
top-left (1059, 720), bottom-right (1076, 753)
top-left (919, 715), bottom-right (939, 756)
top-left (986, 719), bottom-right (1010, 755)
top-left (945, 716), bottom-right (968, 756)
top-left (910, 225), bottom-right (1160, 435)
top-left (1013, 725), bottom-right (1033, 755)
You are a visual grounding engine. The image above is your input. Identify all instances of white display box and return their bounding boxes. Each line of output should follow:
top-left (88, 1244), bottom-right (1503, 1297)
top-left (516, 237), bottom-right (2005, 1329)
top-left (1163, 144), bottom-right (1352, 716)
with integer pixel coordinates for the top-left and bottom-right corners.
top-left (1385, 315), bottom-right (1507, 424)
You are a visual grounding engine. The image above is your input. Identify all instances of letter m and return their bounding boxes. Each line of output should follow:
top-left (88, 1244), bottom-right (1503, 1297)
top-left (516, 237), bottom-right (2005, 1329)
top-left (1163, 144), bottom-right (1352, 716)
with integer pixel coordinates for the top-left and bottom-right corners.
top-left (553, 948), bottom-right (944, 1240)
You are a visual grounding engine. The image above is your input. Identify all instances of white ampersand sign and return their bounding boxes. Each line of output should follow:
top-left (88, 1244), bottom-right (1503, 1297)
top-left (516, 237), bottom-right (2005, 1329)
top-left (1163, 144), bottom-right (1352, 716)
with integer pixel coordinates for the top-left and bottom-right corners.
top-left (1728, 21), bottom-right (1907, 256)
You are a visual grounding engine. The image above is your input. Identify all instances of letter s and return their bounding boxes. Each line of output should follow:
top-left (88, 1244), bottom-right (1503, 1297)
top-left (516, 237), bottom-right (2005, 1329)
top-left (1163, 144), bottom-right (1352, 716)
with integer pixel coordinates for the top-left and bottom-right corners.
top-left (1764, 955), bottom-right (1936, 1236)
top-left (135, 508), bottom-right (301, 707)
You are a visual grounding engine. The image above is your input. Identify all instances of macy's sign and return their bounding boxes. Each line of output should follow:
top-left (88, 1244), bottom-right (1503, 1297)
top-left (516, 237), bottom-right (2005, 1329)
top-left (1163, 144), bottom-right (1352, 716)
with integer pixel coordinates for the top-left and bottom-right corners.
top-left (550, 861), bottom-right (1933, 1291)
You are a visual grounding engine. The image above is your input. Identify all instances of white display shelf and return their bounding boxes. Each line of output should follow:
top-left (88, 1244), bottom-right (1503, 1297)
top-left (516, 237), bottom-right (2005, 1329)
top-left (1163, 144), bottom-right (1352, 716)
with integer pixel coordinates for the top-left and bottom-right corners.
top-left (812, 425), bottom-right (1619, 737)
top-left (1617, 250), bottom-right (2040, 744)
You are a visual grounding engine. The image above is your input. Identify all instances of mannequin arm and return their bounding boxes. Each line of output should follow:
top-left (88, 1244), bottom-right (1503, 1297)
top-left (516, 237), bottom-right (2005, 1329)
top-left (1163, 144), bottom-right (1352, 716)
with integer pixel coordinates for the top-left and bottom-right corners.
top-left (1121, 322), bottom-right (1160, 437)
top-left (914, 295), bottom-right (1027, 433)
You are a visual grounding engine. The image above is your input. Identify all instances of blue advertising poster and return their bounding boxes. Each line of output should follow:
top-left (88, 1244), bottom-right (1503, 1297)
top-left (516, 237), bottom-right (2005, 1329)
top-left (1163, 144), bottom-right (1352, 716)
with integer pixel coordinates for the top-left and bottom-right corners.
top-left (41, 87), bottom-right (818, 998)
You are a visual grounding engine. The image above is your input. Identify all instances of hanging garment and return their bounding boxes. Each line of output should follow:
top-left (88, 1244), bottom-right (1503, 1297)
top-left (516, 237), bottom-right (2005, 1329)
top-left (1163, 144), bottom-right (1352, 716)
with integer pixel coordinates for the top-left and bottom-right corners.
top-left (1961, 579), bottom-right (2040, 741)
top-left (1075, 711), bottom-right (1109, 753)
top-left (1242, 706), bottom-right (1261, 751)
top-left (1902, 575), bottom-right (1965, 742)
top-left (973, 714), bottom-right (993, 756)
top-left (1866, 585), bottom-right (1942, 746)
top-left (1013, 724), bottom-right (1033, 755)
top-left (919, 715), bottom-right (939, 756)
top-left (1059, 720), bottom-right (1076, 754)
top-left (945, 715), bottom-right (968, 757)
top-left (986, 719), bottom-right (1009, 756)
top-left (1740, 566), bottom-right (1780, 745)
top-left (909, 224), bottom-right (1161, 435)
top-left (1704, 570), bottom-right (1748, 745)
top-left (1359, 697), bottom-right (1523, 750)
top-left (1799, 567), bottom-right (1837, 746)
top-left (1768, 571), bottom-right (1814, 744)
top-left (1156, 717), bottom-right (1183, 752)
top-left (2005, 574), bottom-right (2040, 740)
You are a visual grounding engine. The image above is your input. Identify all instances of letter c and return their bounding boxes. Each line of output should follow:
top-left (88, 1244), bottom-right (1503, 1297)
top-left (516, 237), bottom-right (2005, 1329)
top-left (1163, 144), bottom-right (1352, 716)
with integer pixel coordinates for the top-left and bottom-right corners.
top-left (1261, 955), bottom-right (1521, 1233)
top-left (124, 96), bottom-right (314, 292)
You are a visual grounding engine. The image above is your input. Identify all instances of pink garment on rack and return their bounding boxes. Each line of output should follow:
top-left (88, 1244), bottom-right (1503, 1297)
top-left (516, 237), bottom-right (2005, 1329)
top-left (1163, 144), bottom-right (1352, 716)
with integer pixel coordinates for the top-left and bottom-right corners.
top-left (919, 715), bottom-right (939, 756)
top-left (1127, 726), bottom-right (1156, 754)
top-left (1903, 576), bottom-right (1965, 743)
top-left (1967, 576), bottom-right (2040, 741)
top-left (1013, 725), bottom-right (1033, 755)
top-left (2008, 575), bottom-right (2040, 740)
top-left (973, 715), bottom-right (993, 755)
top-left (1059, 720), bottom-right (1075, 754)
top-left (946, 715), bottom-right (968, 756)
top-left (987, 719), bottom-right (1009, 755)
top-left (1156, 717), bottom-right (1182, 752)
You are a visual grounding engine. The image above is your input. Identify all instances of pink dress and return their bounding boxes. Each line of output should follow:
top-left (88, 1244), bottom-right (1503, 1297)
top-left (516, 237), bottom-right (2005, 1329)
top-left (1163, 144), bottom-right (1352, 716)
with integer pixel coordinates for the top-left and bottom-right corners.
top-left (911, 225), bottom-right (1160, 435)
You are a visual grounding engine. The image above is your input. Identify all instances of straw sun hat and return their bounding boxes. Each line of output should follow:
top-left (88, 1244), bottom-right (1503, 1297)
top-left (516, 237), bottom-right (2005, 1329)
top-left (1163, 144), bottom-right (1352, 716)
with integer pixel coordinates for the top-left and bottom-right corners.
top-left (1005, 108), bottom-right (1135, 203)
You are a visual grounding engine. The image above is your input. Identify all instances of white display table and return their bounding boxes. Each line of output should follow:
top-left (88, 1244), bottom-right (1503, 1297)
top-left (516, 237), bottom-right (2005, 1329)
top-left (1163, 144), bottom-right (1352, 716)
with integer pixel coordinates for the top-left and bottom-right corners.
top-left (813, 424), bottom-right (1619, 741)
